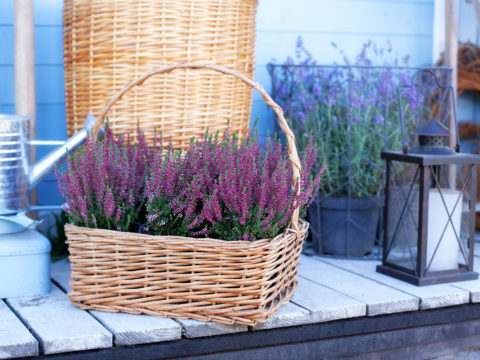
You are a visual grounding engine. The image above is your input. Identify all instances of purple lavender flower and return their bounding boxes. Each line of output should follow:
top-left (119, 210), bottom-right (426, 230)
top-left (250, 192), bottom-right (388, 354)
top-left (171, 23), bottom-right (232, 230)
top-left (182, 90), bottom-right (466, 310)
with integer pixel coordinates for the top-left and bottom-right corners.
top-left (332, 116), bottom-right (338, 127)
top-left (271, 38), bottom-right (421, 197)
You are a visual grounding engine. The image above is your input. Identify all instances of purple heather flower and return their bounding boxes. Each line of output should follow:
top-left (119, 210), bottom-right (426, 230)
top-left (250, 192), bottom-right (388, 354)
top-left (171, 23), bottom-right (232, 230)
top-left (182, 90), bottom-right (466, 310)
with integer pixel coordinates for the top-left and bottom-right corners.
top-left (144, 128), bottom-right (323, 241)
top-left (57, 124), bottom-right (159, 231)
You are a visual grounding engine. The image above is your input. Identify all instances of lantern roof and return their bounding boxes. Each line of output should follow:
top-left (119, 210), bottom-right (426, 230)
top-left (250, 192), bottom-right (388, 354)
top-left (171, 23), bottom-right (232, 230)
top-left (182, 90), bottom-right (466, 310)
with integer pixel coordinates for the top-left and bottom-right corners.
top-left (412, 119), bottom-right (451, 137)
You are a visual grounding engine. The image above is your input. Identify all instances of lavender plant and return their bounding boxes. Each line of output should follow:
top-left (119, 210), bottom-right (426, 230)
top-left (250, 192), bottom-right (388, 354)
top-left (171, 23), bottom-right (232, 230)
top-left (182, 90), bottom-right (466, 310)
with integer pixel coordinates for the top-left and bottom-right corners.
top-left (271, 39), bottom-right (431, 198)
top-left (56, 127), bottom-right (157, 231)
top-left (145, 129), bottom-right (323, 241)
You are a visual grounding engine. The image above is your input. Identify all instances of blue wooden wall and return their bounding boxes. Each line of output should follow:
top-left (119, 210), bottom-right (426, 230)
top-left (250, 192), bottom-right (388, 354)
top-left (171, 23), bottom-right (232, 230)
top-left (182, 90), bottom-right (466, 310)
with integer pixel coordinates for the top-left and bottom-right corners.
top-left (0, 0), bottom-right (65, 205)
top-left (0, 0), bottom-right (438, 205)
top-left (254, 0), bottom-right (435, 138)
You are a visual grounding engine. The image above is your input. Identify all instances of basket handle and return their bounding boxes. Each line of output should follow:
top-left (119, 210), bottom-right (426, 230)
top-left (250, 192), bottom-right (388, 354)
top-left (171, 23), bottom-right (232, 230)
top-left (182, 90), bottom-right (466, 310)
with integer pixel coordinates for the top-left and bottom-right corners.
top-left (92, 62), bottom-right (302, 232)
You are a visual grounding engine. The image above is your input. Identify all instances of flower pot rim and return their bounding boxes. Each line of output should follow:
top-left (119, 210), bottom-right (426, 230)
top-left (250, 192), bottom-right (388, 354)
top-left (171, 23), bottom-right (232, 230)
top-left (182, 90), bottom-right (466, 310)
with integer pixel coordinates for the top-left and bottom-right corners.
top-left (314, 195), bottom-right (384, 210)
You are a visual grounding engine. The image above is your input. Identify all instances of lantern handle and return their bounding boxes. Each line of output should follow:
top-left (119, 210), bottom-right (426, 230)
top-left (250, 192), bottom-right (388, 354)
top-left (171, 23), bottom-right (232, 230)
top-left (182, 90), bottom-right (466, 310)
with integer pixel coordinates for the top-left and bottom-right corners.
top-left (397, 68), bottom-right (459, 153)
top-left (449, 84), bottom-right (460, 153)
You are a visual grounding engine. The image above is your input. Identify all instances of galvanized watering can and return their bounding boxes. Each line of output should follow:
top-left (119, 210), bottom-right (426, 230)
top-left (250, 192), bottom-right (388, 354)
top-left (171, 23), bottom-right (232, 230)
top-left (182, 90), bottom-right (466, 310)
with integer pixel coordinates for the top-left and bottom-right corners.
top-left (0, 113), bottom-right (96, 215)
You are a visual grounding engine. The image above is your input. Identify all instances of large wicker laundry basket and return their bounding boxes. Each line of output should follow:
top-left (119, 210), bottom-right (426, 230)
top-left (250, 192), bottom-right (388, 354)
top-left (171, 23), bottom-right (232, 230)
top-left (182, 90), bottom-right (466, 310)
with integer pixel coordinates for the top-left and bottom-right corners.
top-left (66, 63), bottom-right (308, 326)
top-left (63, 0), bottom-right (257, 149)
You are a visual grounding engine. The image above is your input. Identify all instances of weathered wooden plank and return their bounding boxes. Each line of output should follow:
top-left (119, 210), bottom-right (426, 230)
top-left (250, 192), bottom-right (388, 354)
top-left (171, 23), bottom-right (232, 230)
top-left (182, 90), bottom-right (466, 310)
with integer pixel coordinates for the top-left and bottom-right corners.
top-left (0, 300), bottom-right (38, 359)
top-left (318, 257), bottom-right (469, 309)
top-left (452, 280), bottom-right (480, 302)
top-left (451, 260), bottom-right (480, 302)
top-left (290, 277), bottom-right (366, 324)
top-left (300, 255), bottom-right (419, 316)
top-left (90, 311), bottom-right (182, 346)
top-left (50, 258), bottom-right (72, 292)
top-left (51, 259), bottom-right (182, 346)
top-left (52, 259), bottom-right (357, 334)
top-left (6, 283), bottom-right (112, 355)
top-left (178, 319), bottom-right (247, 338)
top-left (253, 301), bottom-right (311, 330)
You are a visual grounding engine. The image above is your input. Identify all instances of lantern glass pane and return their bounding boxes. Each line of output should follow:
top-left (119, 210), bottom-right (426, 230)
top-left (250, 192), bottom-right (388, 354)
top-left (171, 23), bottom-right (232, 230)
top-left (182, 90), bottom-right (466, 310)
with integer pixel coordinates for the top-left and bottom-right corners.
top-left (385, 161), bottom-right (420, 272)
top-left (424, 163), bottom-right (475, 274)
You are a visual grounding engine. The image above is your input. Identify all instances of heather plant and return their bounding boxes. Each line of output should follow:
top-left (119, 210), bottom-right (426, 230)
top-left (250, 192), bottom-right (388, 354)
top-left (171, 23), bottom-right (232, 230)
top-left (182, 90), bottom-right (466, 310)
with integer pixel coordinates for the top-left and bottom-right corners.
top-left (56, 126), bottom-right (157, 231)
top-left (270, 38), bottom-right (434, 198)
top-left (145, 129), bottom-right (323, 241)
top-left (58, 124), bottom-right (323, 240)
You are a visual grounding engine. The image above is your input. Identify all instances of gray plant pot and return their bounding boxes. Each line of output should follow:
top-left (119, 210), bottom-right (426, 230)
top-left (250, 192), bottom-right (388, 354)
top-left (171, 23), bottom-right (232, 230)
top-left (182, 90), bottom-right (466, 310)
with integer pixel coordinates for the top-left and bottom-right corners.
top-left (308, 196), bottom-right (383, 257)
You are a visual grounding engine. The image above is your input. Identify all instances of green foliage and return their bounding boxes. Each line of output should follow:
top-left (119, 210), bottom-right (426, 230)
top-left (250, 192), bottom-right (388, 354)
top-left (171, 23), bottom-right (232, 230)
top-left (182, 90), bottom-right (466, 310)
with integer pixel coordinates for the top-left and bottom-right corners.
top-left (47, 211), bottom-right (69, 261)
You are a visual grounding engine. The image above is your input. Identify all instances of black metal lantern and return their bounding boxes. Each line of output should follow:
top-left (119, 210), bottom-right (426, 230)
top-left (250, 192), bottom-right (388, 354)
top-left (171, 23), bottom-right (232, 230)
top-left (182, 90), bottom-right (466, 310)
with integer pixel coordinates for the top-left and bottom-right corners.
top-left (377, 70), bottom-right (480, 286)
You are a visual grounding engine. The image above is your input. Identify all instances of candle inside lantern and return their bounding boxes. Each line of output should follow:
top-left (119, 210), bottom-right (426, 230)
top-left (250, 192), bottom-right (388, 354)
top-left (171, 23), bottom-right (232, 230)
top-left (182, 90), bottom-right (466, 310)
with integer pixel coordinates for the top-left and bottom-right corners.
top-left (426, 188), bottom-right (462, 272)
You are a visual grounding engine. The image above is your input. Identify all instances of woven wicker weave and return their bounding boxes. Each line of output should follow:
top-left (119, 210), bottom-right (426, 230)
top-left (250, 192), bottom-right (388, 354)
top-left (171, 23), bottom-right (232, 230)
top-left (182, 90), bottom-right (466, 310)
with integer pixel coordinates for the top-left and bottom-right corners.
top-left (63, 0), bottom-right (257, 149)
top-left (66, 63), bottom-right (307, 326)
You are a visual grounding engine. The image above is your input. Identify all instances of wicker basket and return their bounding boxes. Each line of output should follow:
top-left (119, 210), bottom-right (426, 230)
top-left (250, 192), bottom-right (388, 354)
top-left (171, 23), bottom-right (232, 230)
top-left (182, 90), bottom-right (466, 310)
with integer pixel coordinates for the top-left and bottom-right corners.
top-left (63, 0), bottom-right (257, 149)
top-left (66, 63), bottom-right (308, 326)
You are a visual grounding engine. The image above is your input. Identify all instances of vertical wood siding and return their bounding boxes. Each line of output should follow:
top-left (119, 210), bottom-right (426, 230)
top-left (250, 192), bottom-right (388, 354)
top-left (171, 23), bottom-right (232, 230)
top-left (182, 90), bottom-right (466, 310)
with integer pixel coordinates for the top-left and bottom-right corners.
top-left (0, 0), bottom-right (435, 204)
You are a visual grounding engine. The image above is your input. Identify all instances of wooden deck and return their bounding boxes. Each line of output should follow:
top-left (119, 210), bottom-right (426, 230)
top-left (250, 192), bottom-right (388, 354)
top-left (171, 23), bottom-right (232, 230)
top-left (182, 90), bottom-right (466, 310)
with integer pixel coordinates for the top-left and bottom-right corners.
top-left (2, 252), bottom-right (480, 359)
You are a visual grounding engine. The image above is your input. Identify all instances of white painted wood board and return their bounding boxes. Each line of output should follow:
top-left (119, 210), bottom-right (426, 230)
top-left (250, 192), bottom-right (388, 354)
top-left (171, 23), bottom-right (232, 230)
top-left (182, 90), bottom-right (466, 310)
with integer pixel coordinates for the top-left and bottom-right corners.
top-left (0, 300), bottom-right (38, 359)
top-left (451, 259), bottom-right (480, 302)
top-left (318, 257), bottom-right (470, 310)
top-left (178, 319), bottom-right (247, 338)
top-left (51, 259), bottom-right (182, 346)
top-left (50, 258), bottom-right (72, 292)
top-left (52, 259), bottom-right (324, 334)
top-left (90, 311), bottom-right (181, 346)
top-left (253, 301), bottom-right (311, 330)
top-left (299, 255), bottom-right (419, 316)
top-left (289, 277), bottom-right (366, 324)
top-left (6, 283), bottom-right (112, 355)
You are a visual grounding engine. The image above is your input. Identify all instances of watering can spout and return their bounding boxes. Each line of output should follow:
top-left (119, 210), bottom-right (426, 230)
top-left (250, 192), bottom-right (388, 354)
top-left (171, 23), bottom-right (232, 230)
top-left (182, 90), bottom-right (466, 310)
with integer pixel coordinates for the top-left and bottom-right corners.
top-left (29, 112), bottom-right (101, 191)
